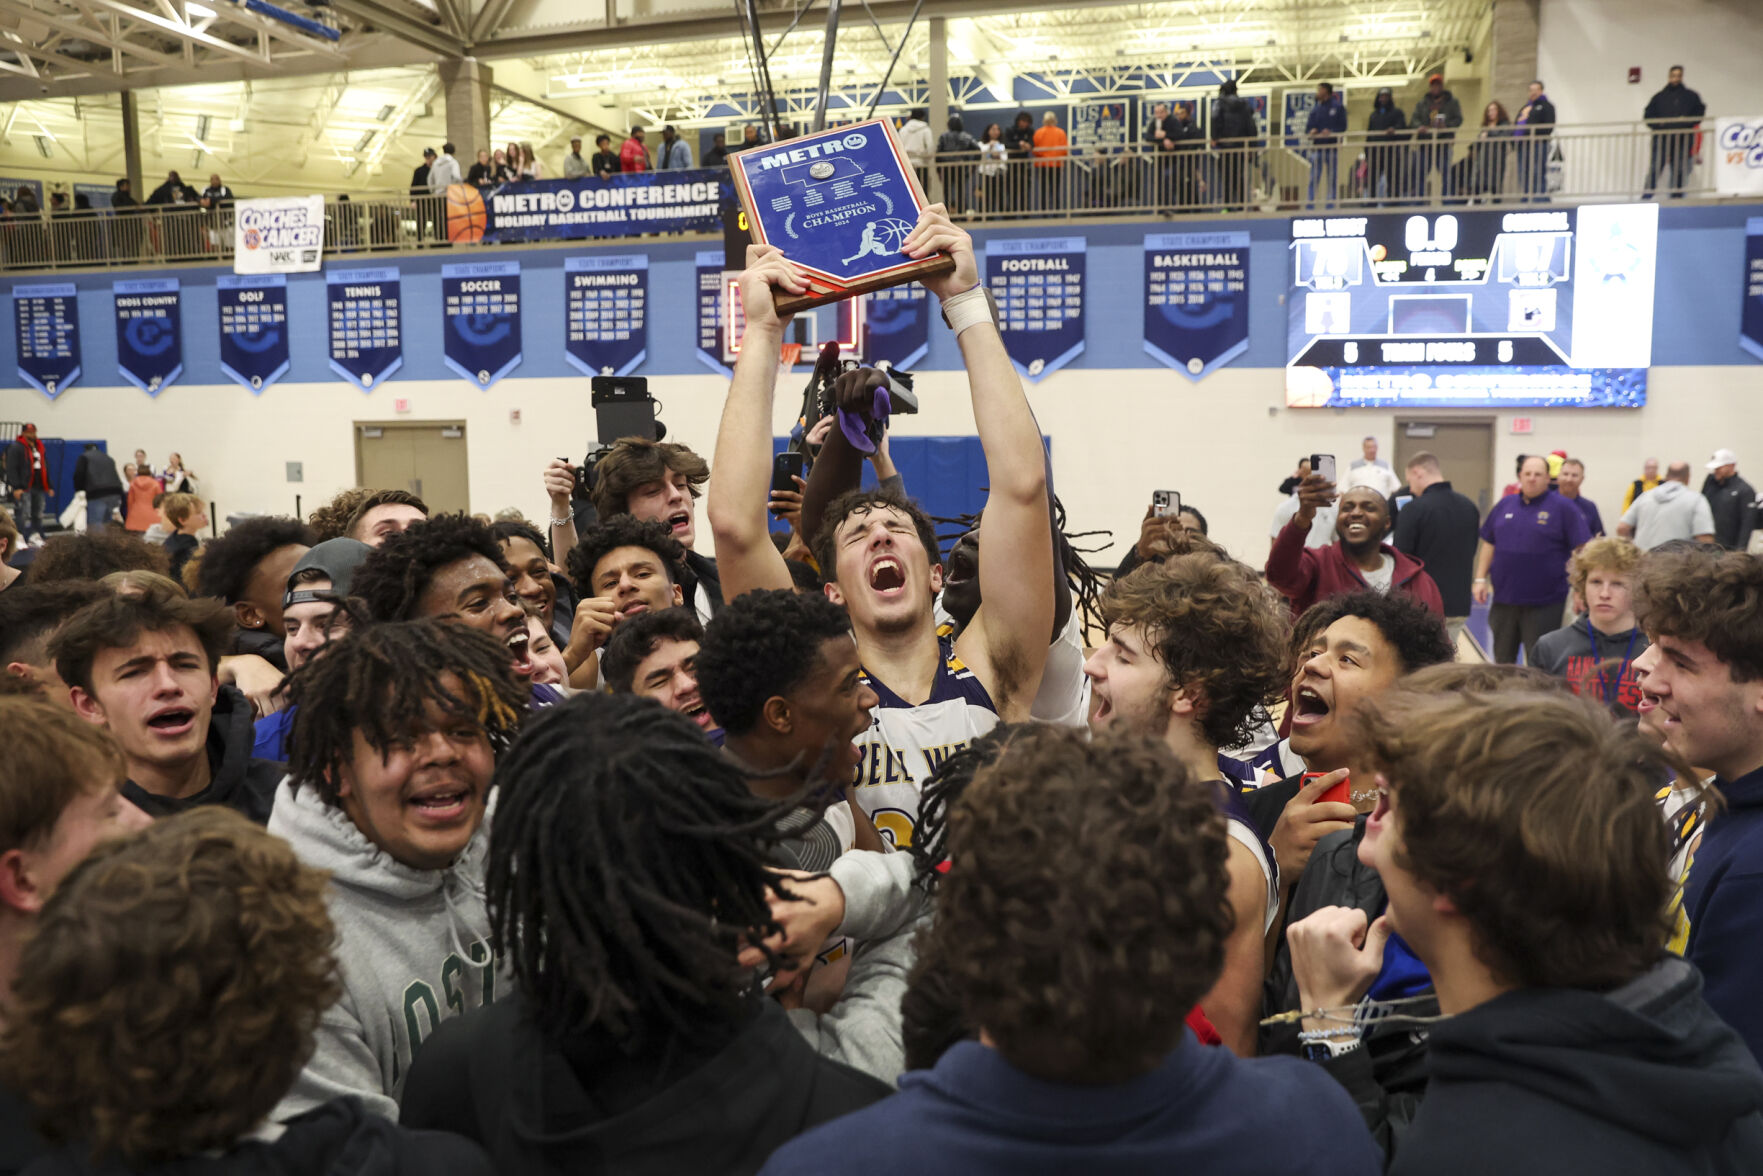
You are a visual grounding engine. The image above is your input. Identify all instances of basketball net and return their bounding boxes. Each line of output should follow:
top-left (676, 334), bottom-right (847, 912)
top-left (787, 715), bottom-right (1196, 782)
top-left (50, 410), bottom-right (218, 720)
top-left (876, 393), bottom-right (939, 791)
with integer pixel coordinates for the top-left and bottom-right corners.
top-left (778, 342), bottom-right (802, 373)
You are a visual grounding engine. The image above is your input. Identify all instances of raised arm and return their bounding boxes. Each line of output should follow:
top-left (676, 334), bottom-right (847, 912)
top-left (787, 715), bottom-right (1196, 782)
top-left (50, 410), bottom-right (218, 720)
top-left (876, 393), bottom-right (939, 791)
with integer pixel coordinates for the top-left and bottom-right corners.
top-left (706, 245), bottom-right (807, 600)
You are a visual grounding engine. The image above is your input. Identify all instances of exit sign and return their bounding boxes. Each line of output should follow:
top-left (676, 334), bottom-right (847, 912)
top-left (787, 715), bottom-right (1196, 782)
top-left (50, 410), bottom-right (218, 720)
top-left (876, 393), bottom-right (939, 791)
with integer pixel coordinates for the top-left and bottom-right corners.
top-left (1511, 417), bottom-right (1533, 435)
top-left (393, 397), bottom-right (411, 414)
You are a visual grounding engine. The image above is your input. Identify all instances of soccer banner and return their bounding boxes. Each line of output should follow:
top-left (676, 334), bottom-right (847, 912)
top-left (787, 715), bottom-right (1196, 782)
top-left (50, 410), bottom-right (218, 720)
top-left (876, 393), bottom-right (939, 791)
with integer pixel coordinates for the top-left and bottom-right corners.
top-left (1715, 116), bottom-right (1763, 198)
top-left (12, 283), bottom-right (80, 399)
top-left (1144, 231), bottom-right (1251, 380)
top-left (984, 236), bottom-right (1086, 381)
top-left (327, 267), bottom-right (403, 391)
top-left (216, 274), bottom-right (290, 393)
top-left (113, 277), bottom-right (182, 396)
top-left (695, 249), bottom-right (733, 378)
top-left (863, 281), bottom-right (930, 370)
top-left (233, 194), bottom-right (324, 274)
top-left (564, 254), bottom-right (647, 377)
top-left (474, 170), bottom-right (732, 244)
top-left (1744, 218), bottom-right (1763, 363)
top-left (441, 260), bottom-right (522, 389)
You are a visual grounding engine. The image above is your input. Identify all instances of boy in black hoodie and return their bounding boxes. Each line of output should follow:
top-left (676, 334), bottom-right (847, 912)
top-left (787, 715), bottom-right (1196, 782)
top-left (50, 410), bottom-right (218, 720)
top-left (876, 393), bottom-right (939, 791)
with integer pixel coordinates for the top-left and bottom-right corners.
top-left (1289, 685), bottom-right (1763, 1176)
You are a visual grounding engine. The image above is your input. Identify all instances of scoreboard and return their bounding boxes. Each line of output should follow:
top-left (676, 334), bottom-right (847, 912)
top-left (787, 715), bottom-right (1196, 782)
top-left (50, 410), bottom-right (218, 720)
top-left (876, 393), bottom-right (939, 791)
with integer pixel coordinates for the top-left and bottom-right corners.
top-left (1285, 204), bottom-right (1658, 408)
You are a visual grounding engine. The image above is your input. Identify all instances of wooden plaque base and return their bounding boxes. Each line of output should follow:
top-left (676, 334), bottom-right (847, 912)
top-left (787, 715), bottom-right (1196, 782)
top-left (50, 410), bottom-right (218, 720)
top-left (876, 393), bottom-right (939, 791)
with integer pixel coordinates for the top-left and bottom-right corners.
top-left (773, 253), bottom-right (957, 315)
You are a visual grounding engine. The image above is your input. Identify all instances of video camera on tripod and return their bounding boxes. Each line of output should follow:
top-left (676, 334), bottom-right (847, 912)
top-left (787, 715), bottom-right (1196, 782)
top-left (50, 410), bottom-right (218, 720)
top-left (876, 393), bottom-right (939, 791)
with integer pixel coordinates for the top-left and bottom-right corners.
top-left (563, 376), bottom-right (665, 526)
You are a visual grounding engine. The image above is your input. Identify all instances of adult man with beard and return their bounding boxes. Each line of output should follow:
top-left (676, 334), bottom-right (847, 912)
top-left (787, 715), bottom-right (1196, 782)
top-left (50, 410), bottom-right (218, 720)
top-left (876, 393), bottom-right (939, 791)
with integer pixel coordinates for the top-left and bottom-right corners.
top-left (1268, 477), bottom-right (1442, 619)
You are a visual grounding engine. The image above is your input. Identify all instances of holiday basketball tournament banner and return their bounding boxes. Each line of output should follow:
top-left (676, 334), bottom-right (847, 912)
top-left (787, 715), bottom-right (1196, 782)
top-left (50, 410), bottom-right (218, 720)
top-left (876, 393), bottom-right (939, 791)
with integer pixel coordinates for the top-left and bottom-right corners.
top-left (1744, 218), bottom-right (1763, 364)
top-left (1143, 231), bottom-right (1251, 380)
top-left (564, 254), bottom-right (647, 377)
top-left (863, 282), bottom-right (930, 370)
top-left (12, 283), bottom-right (81, 399)
top-left (216, 274), bottom-right (290, 393)
top-left (233, 195), bottom-right (324, 274)
top-left (984, 236), bottom-right (1087, 381)
top-left (695, 249), bottom-right (733, 378)
top-left (113, 278), bottom-right (183, 396)
top-left (441, 260), bottom-right (522, 388)
top-left (465, 170), bottom-right (733, 244)
top-left (327, 268), bottom-right (403, 391)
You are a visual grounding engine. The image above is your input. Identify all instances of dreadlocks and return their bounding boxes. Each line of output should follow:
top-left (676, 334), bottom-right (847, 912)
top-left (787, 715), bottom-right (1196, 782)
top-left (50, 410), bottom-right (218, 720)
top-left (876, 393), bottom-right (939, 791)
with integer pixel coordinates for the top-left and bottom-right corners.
top-left (934, 496), bottom-right (1111, 638)
top-left (908, 724), bottom-right (1020, 890)
top-left (286, 619), bottom-right (527, 806)
top-left (486, 692), bottom-right (797, 1043)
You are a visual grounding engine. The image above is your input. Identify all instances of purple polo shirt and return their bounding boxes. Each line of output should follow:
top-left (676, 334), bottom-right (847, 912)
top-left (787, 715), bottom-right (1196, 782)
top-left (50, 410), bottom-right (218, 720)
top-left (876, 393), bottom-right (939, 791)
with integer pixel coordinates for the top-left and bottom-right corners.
top-left (1480, 489), bottom-right (1592, 606)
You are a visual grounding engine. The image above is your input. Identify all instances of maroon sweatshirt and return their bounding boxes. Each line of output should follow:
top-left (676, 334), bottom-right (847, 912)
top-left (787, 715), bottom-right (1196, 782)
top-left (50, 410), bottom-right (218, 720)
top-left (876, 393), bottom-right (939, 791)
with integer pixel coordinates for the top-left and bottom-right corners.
top-left (1265, 514), bottom-right (1444, 619)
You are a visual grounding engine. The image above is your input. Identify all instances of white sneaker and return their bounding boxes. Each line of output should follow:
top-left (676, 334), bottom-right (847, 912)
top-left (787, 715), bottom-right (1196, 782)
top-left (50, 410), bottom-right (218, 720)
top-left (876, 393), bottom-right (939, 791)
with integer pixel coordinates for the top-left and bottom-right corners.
top-left (27, 534), bottom-right (45, 548)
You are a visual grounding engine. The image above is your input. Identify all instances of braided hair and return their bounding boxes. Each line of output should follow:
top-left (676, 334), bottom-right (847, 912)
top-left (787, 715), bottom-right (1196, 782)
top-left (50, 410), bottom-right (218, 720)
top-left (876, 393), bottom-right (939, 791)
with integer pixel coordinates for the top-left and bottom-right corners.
top-left (934, 496), bottom-right (1110, 638)
top-left (487, 692), bottom-right (797, 1042)
top-left (286, 619), bottom-right (527, 806)
top-left (909, 724), bottom-right (1020, 890)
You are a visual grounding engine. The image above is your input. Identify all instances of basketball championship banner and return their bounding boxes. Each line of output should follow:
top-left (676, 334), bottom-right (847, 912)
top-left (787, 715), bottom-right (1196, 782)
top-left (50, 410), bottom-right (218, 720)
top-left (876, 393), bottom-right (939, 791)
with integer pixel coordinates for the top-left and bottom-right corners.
top-left (695, 249), bottom-right (733, 378)
top-left (216, 274), bottom-right (290, 393)
top-left (233, 195), bottom-right (324, 274)
top-left (327, 267), bottom-right (403, 391)
top-left (113, 277), bottom-right (182, 396)
top-left (13, 283), bottom-right (81, 399)
top-left (1714, 116), bottom-right (1763, 198)
top-left (564, 254), bottom-right (648, 377)
top-left (458, 171), bottom-right (732, 245)
top-left (441, 260), bottom-right (522, 389)
top-left (984, 236), bottom-right (1086, 381)
top-left (862, 282), bottom-right (930, 370)
top-left (1743, 218), bottom-right (1763, 363)
top-left (1143, 231), bottom-right (1251, 380)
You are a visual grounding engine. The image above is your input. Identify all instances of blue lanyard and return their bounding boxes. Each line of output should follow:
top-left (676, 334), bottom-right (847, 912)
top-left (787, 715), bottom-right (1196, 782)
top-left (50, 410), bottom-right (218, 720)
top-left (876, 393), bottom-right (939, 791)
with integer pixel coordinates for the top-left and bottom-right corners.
top-left (1601, 628), bottom-right (1640, 705)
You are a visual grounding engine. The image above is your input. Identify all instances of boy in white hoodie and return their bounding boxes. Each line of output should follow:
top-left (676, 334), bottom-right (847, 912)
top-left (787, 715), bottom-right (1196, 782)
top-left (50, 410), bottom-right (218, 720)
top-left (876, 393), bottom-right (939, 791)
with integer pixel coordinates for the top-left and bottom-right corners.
top-left (268, 618), bottom-right (529, 1121)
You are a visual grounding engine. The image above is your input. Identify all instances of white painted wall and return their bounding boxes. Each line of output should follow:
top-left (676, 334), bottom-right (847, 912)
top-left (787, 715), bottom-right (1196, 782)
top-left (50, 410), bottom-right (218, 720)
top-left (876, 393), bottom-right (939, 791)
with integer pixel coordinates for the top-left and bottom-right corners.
top-left (1538, 0), bottom-right (1763, 124)
top-left (8, 362), bottom-right (1757, 568)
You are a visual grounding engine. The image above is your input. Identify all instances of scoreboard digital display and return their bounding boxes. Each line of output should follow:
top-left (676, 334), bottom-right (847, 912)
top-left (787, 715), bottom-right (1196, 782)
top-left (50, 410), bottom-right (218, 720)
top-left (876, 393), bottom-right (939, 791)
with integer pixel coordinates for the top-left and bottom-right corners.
top-left (1285, 204), bottom-right (1658, 408)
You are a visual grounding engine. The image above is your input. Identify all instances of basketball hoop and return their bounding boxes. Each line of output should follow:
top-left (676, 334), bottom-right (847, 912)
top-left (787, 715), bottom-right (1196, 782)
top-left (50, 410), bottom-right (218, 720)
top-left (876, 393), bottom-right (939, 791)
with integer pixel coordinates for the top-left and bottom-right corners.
top-left (778, 342), bottom-right (802, 372)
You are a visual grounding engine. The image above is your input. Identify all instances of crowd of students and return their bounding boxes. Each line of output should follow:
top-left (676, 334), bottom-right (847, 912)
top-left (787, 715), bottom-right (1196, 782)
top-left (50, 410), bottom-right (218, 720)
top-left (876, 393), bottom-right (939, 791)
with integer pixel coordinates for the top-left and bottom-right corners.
top-left (2, 206), bottom-right (1762, 1175)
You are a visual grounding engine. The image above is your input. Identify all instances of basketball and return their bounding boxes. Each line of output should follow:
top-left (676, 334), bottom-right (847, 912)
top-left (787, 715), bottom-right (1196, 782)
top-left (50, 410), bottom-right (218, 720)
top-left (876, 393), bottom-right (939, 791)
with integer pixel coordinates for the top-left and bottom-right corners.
top-left (446, 183), bottom-right (486, 243)
top-left (1370, 243), bottom-right (1387, 262)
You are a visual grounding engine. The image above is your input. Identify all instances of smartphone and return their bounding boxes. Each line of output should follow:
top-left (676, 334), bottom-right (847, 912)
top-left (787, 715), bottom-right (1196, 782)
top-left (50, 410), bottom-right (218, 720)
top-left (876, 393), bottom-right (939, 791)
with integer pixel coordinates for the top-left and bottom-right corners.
top-left (771, 451), bottom-right (807, 496)
top-left (1302, 770), bottom-right (1351, 808)
top-left (1152, 489), bottom-right (1181, 518)
top-left (1311, 453), bottom-right (1337, 484)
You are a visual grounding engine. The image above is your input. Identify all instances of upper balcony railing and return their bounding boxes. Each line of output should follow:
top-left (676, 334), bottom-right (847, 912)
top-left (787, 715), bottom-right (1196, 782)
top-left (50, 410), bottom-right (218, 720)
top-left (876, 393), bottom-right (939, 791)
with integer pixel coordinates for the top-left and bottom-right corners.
top-left (0, 120), bottom-right (1736, 274)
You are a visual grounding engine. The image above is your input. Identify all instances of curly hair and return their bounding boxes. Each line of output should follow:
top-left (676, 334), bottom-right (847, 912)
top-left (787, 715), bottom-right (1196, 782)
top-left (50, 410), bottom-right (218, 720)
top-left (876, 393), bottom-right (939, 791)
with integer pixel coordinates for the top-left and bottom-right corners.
top-left (602, 606), bottom-right (704, 695)
top-left (25, 530), bottom-right (168, 585)
top-left (1635, 550), bottom-right (1763, 682)
top-left (909, 724), bottom-right (1020, 888)
top-left (1354, 688), bottom-right (1685, 990)
top-left (192, 516), bottom-right (315, 604)
top-left (810, 487), bottom-right (942, 586)
top-left (588, 438), bottom-right (709, 520)
top-left (565, 516), bottom-right (684, 595)
top-left (350, 513), bottom-right (509, 622)
top-left (286, 620), bottom-right (528, 806)
top-left (49, 588), bottom-right (233, 697)
top-left (1567, 536), bottom-right (1642, 602)
top-left (305, 486), bottom-right (375, 542)
top-left (0, 697), bottom-right (125, 855)
top-left (490, 518), bottom-right (552, 563)
top-left (695, 589), bottom-right (855, 736)
top-left (344, 488), bottom-right (429, 543)
top-left (916, 725), bottom-right (1231, 1084)
top-left (1298, 589), bottom-right (1455, 675)
top-left (488, 693), bottom-right (795, 1042)
top-left (1101, 554), bottom-right (1291, 750)
top-left (0, 807), bottom-right (340, 1166)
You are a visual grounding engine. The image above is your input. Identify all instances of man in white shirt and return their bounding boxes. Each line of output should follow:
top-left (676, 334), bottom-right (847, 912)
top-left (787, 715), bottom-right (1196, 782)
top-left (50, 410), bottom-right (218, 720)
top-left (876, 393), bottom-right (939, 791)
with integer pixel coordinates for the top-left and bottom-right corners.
top-left (426, 142), bottom-right (462, 194)
top-left (899, 108), bottom-right (934, 189)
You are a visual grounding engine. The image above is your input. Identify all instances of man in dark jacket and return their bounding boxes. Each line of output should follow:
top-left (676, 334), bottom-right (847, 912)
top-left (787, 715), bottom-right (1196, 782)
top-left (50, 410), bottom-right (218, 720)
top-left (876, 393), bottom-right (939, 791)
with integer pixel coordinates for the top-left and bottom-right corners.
top-left (71, 441), bottom-right (123, 529)
top-left (1514, 80), bottom-right (1556, 202)
top-left (1267, 477), bottom-right (1444, 620)
top-left (1003, 110), bottom-right (1036, 211)
top-left (1392, 452), bottom-right (1479, 640)
top-left (1212, 79), bottom-right (1259, 210)
top-left (145, 169), bottom-right (197, 205)
top-left (1366, 87), bottom-right (1409, 204)
top-left (4, 422), bottom-right (51, 544)
top-left (1410, 73), bottom-right (1463, 199)
top-left (1643, 65), bottom-right (1706, 199)
top-left (1305, 82), bottom-right (1348, 209)
top-left (1702, 448), bottom-right (1757, 552)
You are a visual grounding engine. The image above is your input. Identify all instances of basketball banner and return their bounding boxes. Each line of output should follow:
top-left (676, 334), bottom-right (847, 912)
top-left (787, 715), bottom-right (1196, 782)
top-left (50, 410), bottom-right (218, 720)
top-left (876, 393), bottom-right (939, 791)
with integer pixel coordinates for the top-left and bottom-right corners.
top-left (1743, 217), bottom-right (1763, 363)
top-left (113, 277), bottom-right (182, 396)
top-left (564, 254), bottom-right (647, 377)
top-left (327, 268), bottom-right (403, 391)
top-left (862, 282), bottom-right (930, 370)
top-left (1143, 231), bottom-right (1251, 381)
top-left (13, 283), bottom-right (81, 399)
top-left (233, 195), bottom-right (323, 274)
top-left (984, 236), bottom-right (1086, 382)
top-left (441, 260), bottom-right (522, 389)
top-left (695, 249), bottom-right (733, 378)
top-left (459, 170), bottom-right (733, 245)
top-left (217, 274), bottom-right (290, 393)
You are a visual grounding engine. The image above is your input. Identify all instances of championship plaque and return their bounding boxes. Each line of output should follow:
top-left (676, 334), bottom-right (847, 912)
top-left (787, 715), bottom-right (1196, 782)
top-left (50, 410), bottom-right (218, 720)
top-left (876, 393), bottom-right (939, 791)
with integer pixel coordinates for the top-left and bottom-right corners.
top-left (729, 117), bottom-right (955, 313)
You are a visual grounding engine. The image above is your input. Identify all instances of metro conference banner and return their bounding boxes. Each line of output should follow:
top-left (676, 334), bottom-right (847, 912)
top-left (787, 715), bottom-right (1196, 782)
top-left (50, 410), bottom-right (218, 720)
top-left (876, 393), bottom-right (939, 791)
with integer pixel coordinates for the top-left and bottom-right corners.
top-left (113, 277), bottom-right (183, 396)
top-left (12, 283), bottom-right (80, 399)
top-left (465, 170), bottom-right (734, 244)
top-left (1143, 231), bottom-right (1251, 380)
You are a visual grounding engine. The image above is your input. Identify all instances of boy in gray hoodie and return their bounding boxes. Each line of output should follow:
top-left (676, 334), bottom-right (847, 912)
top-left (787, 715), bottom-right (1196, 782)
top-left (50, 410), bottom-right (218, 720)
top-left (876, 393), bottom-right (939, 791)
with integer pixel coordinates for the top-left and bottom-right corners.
top-left (268, 619), bottom-right (529, 1121)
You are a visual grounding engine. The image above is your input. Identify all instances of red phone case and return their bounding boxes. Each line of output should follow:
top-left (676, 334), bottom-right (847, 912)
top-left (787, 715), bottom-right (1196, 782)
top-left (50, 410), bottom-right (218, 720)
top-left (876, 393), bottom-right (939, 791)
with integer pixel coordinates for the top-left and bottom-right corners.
top-left (1303, 771), bottom-right (1351, 807)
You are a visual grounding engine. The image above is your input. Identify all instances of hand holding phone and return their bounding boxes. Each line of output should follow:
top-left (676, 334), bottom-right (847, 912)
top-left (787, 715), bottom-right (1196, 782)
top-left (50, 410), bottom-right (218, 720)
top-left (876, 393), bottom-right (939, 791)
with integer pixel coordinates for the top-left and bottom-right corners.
top-left (1301, 769), bottom-right (1352, 808)
top-left (1311, 453), bottom-right (1338, 485)
top-left (772, 451), bottom-right (807, 496)
top-left (1151, 489), bottom-right (1181, 518)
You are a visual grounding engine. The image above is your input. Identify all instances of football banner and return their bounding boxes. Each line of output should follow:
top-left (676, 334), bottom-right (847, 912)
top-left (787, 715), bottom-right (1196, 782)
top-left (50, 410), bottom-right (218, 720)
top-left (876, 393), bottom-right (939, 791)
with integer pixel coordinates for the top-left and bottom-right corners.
top-left (984, 236), bottom-right (1086, 381)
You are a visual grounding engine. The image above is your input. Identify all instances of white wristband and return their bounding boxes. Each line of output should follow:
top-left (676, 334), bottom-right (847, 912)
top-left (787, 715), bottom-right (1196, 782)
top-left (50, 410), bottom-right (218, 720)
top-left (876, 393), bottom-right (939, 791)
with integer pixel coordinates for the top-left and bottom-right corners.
top-left (940, 285), bottom-right (993, 337)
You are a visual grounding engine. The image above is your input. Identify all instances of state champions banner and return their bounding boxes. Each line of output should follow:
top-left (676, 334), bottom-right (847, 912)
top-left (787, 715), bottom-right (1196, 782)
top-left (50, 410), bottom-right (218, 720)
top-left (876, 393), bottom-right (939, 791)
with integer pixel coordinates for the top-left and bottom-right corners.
top-left (12, 283), bottom-right (80, 399)
top-left (1715, 116), bottom-right (1763, 198)
top-left (1743, 218), bottom-right (1763, 364)
top-left (442, 260), bottom-right (522, 389)
top-left (1143, 231), bottom-right (1251, 380)
top-left (984, 236), bottom-right (1086, 381)
top-left (113, 277), bottom-right (182, 396)
top-left (468, 170), bottom-right (733, 244)
top-left (327, 267), bottom-right (403, 391)
top-left (565, 254), bottom-right (647, 376)
top-left (233, 195), bottom-right (324, 274)
top-left (695, 249), bottom-right (733, 377)
top-left (216, 274), bottom-right (290, 393)
top-left (863, 282), bottom-right (930, 370)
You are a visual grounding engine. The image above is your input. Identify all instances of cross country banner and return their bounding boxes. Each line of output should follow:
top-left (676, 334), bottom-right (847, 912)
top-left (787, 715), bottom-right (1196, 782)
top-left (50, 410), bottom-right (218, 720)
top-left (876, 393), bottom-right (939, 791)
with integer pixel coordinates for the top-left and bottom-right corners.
top-left (113, 277), bottom-right (182, 396)
top-left (216, 274), bottom-right (290, 393)
top-left (1744, 217), bottom-right (1763, 363)
top-left (984, 236), bottom-right (1086, 381)
top-left (1144, 231), bottom-right (1251, 380)
top-left (564, 254), bottom-right (647, 377)
top-left (1715, 116), bottom-right (1763, 198)
top-left (695, 249), bottom-right (733, 377)
top-left (862, 281), bottom-right (930, 370)
top-left (327, 267), bottom-right (403, 391)
top-left (233, 195), bottom-right (324, 274)
top-left (12, 283), bottom-right (80, 399)
top-left (441, 260), bottom-right (522, 389)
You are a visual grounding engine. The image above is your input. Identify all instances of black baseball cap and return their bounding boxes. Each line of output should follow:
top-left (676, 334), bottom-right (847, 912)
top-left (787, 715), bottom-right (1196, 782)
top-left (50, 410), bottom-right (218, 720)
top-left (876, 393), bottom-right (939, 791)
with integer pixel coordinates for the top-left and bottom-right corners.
top-left (284, 538), bottom-right (372, 609)
top-left (423, 147), bottom-right (437, 158)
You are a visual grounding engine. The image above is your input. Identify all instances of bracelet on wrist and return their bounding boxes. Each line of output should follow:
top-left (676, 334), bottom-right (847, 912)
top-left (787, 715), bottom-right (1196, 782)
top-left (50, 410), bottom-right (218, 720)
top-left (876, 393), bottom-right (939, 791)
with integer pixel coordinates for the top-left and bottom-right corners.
top-left (1297, 1026), bottom-right (1362, 1042)
top-left (550, 515), bottom-right (573, 527)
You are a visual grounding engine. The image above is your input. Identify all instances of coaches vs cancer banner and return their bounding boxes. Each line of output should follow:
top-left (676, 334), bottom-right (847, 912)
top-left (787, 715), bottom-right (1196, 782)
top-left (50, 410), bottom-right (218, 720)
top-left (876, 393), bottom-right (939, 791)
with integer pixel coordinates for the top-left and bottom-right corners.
top-left (1144, 231), bottom-right (1250, 380)
top-left (985, 237), bottom-right (1086, 381)
top-left (1744, 218), bottom-right (1763, 363)
top-left (327, 268), bottom-right (403, 390)
top-left (216, 274), bottom-right (290, 393)
top-left (565, 254), bottom-right (647, 376)
top-left (863, 282), bottom-right (929, 370)
top-left (13, 283), bottom-right (80, 399)
top-left (113, 278), bottom-right (182, 396)
top-left (234, 195), bottom-right (324, 274)
top-left (442, 261), bottom-right (522, 388)
top-left (1716, 116), bottom-right (1763, 198)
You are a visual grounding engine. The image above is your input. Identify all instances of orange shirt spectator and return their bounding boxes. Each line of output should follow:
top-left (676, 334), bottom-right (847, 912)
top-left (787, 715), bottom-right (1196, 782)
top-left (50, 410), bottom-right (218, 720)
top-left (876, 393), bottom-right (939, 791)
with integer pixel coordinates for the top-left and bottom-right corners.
top-left (124, 469), bottom-right (160, 533)
top-left (1032, 115), bottom-right (1069, 167)
top-left (619, 130), bottom-right (650, 174)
